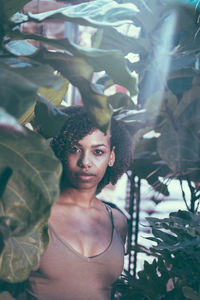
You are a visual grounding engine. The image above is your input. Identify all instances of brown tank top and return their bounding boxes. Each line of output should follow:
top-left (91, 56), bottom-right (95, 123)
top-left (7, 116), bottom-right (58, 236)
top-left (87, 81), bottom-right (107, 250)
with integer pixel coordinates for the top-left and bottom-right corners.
top-left (25, 204), bottom-right (125, 300)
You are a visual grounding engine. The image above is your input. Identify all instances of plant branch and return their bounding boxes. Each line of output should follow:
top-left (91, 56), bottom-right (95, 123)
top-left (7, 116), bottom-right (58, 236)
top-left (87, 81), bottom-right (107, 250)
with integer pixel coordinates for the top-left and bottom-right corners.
top-left (179, 179), bottom-right (190, 211)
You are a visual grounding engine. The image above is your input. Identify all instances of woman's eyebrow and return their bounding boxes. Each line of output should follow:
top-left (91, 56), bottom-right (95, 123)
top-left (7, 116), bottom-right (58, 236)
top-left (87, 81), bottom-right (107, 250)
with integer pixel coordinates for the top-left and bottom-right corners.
top-left (91, 144), bottom-right (108, 148)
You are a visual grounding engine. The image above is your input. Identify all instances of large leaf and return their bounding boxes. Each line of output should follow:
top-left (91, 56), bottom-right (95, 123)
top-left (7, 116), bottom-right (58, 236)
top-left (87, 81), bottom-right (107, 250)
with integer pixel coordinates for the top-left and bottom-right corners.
top-left (0, 223), bottom-right (49, 283)
top-left (28, 0), bottom-right (138, 27)
top-left (0, 63), bottom-right (37, 119)
top-left (19, 76), bottom-right (69, 125)
top-left (157, 120), bottom-right (200, 175)
top-left (0, 111), bottom-right (62, 282)
top-left (0, 60), bottom-right (63, 119)
top-left (174, 85), bottom-right (200, 118)
top-left (0, 122), bottom-right (62, 237)
top-left (34, 95), bottom-right (68, 138)
top-left (4, 36), bottom-right (137, 96)
top-left (81, 81), bottom-right (113, 132)
top-left (32, 49), bottom-right (112, 131)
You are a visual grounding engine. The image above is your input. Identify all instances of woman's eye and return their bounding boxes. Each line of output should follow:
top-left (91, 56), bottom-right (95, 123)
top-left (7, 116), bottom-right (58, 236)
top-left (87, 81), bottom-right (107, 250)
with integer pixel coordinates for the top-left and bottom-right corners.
top-left (94, 149), bottom-right (104, 155)
top-left (69, 146), bottom-right (80, 154)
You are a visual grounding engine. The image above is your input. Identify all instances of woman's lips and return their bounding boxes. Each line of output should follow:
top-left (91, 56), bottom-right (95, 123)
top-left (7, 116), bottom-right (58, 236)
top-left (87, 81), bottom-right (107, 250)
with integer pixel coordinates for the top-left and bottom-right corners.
top-left (76, 172), bottom-right (96, 181)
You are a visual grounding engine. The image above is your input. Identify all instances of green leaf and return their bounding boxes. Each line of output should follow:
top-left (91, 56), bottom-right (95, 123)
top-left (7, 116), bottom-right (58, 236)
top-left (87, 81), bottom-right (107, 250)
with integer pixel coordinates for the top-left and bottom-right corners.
top-left (32, 49), bottom-right (112, 131)
top-left (2, 59), bottom-right (63, 91)
top-left (19, 76), bottom-right (69, 125)
top-left (0, 111), bottom-right (62, 282)
top-left (6, 33), bottom-right (137, 95)
top-left (33, 48), bottom-right (94, 83)
top-left (28, 0), bottom-right (138, 27)
top-left (81, 80), bottom-right (112, 132)
top-left (108, 93), bottom-right (136, 110)
top-left (174, 85), bottom-right (200, 118)
top-left (0, 124), bottom-right (62, 237)
top-left (157, 120), bottom-right (200, 174)
top-left (0, 63), bottom-right (37, 119)
top-left (0, 224), bottom-right (49, 282)
top-left (0, 60), bottom-right (63, 119)
top-left (0, 109), bottom-right (25, 134)
top-left (144, 90), bottom-right (178, 121)
top-left (34, 95), bottom-right (68, 138)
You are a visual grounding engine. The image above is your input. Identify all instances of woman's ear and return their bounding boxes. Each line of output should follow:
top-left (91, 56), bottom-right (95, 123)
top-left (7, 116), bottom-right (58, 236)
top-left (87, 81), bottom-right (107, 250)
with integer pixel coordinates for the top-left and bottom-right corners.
top-left (108, 146), bottom-right (115, 167)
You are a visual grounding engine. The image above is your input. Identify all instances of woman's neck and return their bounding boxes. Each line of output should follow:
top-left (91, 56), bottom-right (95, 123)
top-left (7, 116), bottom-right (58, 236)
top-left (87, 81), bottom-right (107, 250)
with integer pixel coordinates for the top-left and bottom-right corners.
top-left (58, 187), bottom-right (98, 208)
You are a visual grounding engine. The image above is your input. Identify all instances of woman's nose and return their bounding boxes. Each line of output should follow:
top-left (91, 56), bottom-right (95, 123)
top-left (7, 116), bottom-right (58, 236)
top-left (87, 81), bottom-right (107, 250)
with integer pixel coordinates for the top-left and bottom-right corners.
top-left (77, 152), bottom-right (92, 169)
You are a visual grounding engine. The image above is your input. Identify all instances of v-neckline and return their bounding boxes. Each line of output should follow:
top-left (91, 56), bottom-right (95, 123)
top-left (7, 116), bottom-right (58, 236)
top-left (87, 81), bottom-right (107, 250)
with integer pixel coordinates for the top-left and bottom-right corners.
top-left (48, 204), bottom-right (114, 262)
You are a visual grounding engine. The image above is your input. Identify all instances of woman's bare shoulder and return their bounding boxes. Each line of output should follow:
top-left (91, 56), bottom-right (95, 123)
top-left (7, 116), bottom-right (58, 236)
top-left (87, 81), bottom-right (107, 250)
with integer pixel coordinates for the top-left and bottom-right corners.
top-left (111, 206), bottom-right (128, 243)
top-left (102, 201), bottom-right (128, 243)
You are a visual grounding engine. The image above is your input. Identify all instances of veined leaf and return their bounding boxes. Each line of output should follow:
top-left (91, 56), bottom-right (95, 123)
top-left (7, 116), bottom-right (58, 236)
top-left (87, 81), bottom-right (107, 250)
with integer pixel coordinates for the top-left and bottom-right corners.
top-left (0, 61), bottom-right (63, 119)
top-left (28, 0), bottom-right (138, 28)
top-left (5, 35), bottom-right (137, 95)
top-left (0, 126), bottom-right (62, 237)
top-left (19, 76), bottom-right (69, 125)
top-left (0, 223), bottom-right (49, 282)
top-left (33, 49), bottom-right (94, 83)
top-left (157, 120), bottom-right (200, 174)
top-left (0, 109), bottom-right (25, 134)
top-left (31, 49), bottom-right (112, 131)
top-left (174, 85), bottom-right (200, 118)
top-left (0, 111), bottom-right (62, 282)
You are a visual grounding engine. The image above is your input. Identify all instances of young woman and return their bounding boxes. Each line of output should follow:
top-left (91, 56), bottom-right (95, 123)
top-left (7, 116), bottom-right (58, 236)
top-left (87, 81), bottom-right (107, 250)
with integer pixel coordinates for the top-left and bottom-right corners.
top-left (24, 105), bottom-right (133, 300)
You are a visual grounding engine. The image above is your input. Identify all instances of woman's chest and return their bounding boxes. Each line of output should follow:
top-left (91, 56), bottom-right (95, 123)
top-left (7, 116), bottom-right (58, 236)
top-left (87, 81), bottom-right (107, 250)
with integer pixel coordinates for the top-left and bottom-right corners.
top-left (38, 225), bottom-right (124, 282)
top-left (49, 207), bottom-right (113, 258)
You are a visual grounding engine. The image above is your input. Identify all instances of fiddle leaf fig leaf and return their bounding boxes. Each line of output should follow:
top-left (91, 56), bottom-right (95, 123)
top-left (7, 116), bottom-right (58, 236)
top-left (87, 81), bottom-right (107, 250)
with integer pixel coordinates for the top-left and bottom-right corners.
top-left (28, 0), bottom-right (138, 27)
top-left (158, 100), bottom-right (200, 175)
top-left (19, 76), bottom-right (69, 125)
top-left (0, 113), bottom-right (62, 282)
top-left (0, 224), bottom-right (49, 282)
top-left (34, 95), bottom-right (68, 138)
top-left (32, 49), bottom-right (112, 131)
top-left (8, 32), bottom-right (137, 96)
top-left (81, 80), bottom-right (112, 132)
top-left (0, 127), bottom-right (62, 237)
top-left (0, 109), bottom-right (25, 134)
top-left (0, 63), bottom-right (37, 119)
top-left (0, 61), bottom-right (63, 119)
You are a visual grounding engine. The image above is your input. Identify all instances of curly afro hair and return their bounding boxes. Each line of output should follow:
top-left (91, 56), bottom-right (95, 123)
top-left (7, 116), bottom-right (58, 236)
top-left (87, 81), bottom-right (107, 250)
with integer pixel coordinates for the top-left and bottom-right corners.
top-left (51, 106), bottom-right (133, 193)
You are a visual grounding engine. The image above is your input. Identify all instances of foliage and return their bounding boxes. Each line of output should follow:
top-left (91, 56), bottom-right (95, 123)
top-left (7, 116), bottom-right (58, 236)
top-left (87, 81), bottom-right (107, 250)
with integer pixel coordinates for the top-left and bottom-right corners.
top-left (1, 0), bottom-right (200, 298)
top-left (115, 210), bottom-right (200, 300)
top-left (103, 1), bottom-right (200, 299)
top-left (0, 0), bottom-right (138, 297)
top-left (96, 0), bottom-right (200, 208)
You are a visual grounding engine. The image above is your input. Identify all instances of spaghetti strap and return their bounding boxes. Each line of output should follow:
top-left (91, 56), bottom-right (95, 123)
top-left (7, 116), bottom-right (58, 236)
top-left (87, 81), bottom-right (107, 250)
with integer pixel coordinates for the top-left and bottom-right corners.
top-left (104, 203), bottom-right (114, 228)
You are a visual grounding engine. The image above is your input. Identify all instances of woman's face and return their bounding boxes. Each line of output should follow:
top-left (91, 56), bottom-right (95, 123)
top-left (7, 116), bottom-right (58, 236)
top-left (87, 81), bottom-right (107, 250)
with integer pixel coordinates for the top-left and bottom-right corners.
top-left (63, 129), bottom-right (115, 190)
